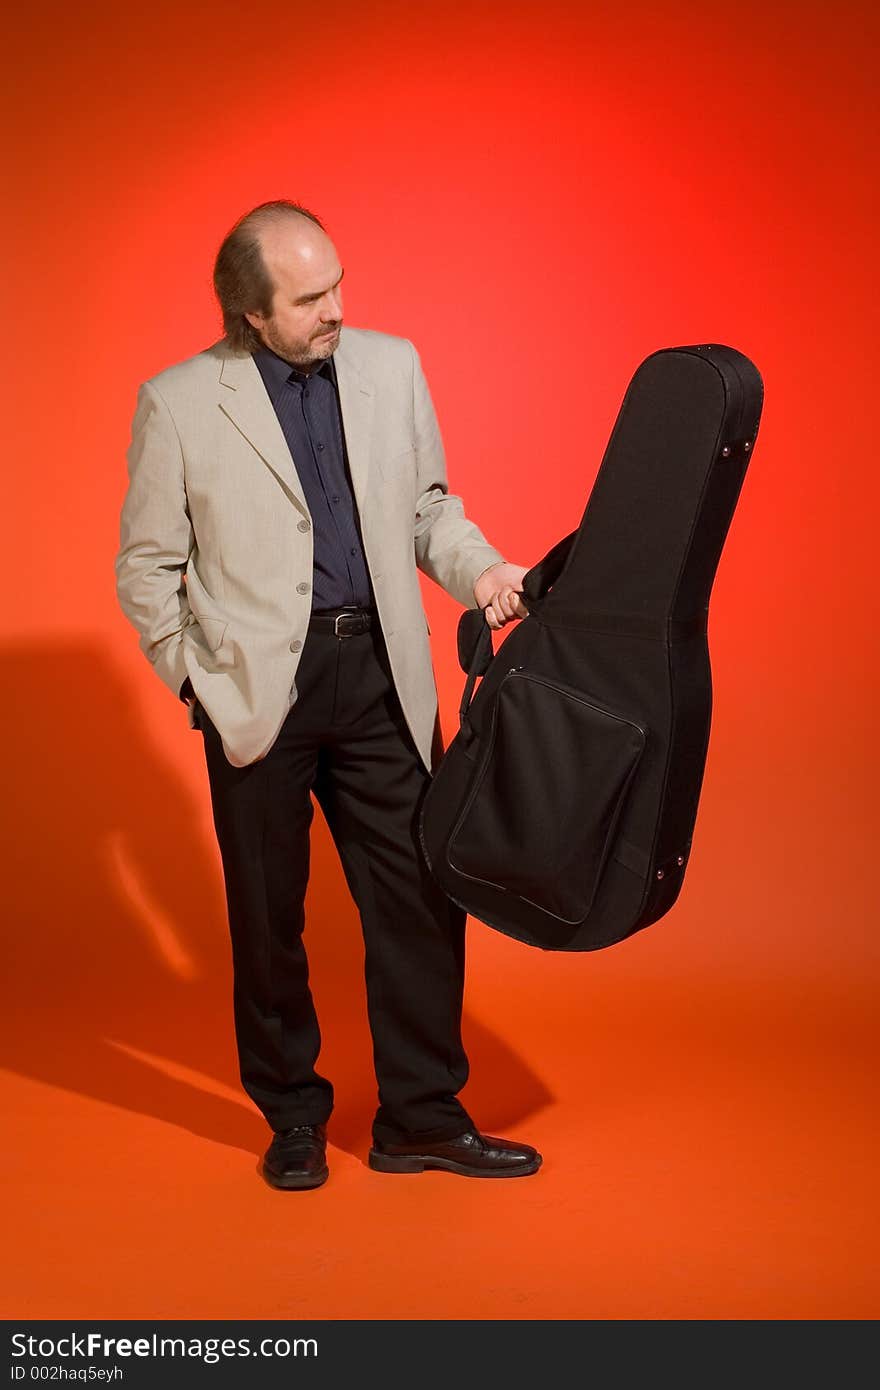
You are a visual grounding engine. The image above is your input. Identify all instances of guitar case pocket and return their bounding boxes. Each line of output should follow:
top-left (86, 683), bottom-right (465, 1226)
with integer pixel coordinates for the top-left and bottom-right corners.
top-left (447, 669), bottom-right (646, 924)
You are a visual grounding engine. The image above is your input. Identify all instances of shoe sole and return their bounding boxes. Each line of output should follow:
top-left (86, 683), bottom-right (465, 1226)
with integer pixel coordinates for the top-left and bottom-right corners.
top-left (261, 1164), bottom-right (329, 1191)
top-left (368, 1150), bottom-right (542, 1178)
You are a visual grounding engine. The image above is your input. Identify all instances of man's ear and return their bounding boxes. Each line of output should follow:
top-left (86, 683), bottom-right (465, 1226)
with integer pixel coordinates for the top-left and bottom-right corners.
top-left (244, 310), bottom-right (263, 330)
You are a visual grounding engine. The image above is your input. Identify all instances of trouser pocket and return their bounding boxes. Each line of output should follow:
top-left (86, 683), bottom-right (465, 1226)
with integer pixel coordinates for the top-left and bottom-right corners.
top-left (193, 699), bottom-right (210, 733)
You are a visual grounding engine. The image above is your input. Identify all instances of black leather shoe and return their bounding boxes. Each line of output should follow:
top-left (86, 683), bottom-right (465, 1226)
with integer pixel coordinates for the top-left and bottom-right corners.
top-left (262, 1123), bottom-right (329, 1190)
top-left (368, 1128), bottom-right (542, 1178)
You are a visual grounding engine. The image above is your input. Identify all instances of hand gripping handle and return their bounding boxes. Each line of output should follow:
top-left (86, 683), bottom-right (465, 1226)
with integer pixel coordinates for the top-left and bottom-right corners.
top-left (456, 528), bottom-right (578, 732)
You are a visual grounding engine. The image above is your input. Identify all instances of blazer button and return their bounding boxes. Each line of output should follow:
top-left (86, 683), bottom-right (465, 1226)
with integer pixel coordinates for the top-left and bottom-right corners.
top-left (290, 639), bottom-right (303, 652)
top-left (297, 518), bottom-right (311, 532)
top-left (296, 581), bottom-right (310, 594)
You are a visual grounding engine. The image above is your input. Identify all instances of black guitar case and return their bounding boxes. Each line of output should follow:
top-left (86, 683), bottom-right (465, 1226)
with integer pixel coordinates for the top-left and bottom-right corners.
top-left (418, 343), bottom-right (763, 951)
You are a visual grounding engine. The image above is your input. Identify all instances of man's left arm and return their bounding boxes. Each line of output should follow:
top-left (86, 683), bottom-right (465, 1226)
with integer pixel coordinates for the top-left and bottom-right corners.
top-left (408, 340), bottom-right (529, 624)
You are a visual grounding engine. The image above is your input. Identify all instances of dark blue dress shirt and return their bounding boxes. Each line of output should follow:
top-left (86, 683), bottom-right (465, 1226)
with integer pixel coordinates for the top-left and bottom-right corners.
top-left (252, 344), bottom-right (374, 611)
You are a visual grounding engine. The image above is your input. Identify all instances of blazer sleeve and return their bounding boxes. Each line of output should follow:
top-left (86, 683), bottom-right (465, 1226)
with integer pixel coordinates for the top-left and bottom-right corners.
top-left (115, 379), bottom-right (193, 700)
top-left (408, 340), bottom-right (506, 609)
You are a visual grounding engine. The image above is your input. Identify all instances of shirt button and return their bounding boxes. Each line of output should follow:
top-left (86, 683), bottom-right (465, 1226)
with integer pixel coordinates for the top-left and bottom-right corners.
top-left (316, 442), bottom-right (325, 451)
top-left (331, 495), bottom-right (340, 503)
top-left (296, 581), bottom-right (310, 594)
top-left (350, 547), bottom-right (357, 556)
top-left (304, 389), bottom-right (310, 398)
top-left (297, 518), bottom-right (311, 532)
top-left (290, 639), bottom-right (303, 652)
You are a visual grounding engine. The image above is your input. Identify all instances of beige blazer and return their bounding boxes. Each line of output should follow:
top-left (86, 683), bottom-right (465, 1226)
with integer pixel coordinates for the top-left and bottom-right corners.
top-left (115, 327), bottom-right (505, 770)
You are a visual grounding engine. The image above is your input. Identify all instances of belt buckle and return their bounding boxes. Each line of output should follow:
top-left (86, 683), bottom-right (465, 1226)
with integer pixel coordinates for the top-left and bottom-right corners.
top-left (334, 609), bottom-right (365, 637)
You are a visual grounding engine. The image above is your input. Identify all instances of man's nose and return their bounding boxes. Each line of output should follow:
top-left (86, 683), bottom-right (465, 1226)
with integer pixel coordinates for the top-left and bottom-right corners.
top-left (320, 289), bottom-right (343, 322)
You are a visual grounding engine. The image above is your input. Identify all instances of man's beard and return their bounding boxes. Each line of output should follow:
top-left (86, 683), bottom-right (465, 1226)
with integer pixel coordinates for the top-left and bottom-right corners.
top-left (261, 321), bottom-right (341, 370)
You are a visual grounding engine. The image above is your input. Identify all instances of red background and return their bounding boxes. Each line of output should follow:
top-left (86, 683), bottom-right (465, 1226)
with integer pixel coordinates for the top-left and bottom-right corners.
top-left (2, 0), bottom-right (877, 1319)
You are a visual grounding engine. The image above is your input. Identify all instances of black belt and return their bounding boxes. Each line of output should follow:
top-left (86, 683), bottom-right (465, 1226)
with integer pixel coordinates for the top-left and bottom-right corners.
top-left (308, 605), bottom-right (377, 637)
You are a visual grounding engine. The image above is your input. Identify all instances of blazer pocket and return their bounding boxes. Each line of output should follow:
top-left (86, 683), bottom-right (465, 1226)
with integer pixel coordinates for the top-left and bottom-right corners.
top-left (186, 614), bottom-right (233, 667)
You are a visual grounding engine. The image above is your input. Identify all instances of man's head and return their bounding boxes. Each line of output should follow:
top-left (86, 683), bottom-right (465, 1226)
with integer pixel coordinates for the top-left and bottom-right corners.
top-left (214, 200), bottom-right (344, 369)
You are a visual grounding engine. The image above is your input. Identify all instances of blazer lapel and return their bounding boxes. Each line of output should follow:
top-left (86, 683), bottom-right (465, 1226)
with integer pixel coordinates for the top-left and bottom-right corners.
top-left (332, 331), bottom-right (376, 514)
top-left (217, 350), bottom-right (310, 515)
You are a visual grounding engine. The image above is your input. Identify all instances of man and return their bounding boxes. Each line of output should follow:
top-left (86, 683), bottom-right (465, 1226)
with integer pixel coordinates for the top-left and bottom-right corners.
top-left (115, 200), bottom-right (541, 1190)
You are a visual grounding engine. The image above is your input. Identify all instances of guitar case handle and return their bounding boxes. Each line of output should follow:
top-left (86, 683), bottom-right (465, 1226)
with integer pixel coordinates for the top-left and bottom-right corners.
top-left (456, 528), bottom-right (578, 731)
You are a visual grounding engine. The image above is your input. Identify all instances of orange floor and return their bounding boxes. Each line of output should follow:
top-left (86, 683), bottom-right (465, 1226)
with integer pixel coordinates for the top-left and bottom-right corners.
top-left (4, 952), bottom-right (876, 1320)
top-left (3, 678), bottom-right (876, 1320)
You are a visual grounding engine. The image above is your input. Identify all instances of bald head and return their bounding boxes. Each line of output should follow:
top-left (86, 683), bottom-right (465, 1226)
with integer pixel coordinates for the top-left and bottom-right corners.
top-left (254, 208), bottom-right (334, 278)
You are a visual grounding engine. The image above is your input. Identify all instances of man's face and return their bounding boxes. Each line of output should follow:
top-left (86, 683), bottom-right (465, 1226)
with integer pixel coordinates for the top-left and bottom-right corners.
top-left (245, 219), bottom-right (344, 369)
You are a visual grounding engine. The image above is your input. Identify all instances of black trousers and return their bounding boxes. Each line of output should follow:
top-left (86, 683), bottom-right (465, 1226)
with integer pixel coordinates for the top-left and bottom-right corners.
top-left (194, 616), bottom-right (475, 1145)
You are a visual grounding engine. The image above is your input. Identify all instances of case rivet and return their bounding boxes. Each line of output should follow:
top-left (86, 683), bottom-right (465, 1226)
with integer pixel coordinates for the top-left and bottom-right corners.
top-left (677, 855), bottom-right (684, 866)
top-left (656, 868), bottom-right (665, 880)
top-left (744, 441), bottom-right (751, 451)
top-left (721, 446), bottom-right (731, 457)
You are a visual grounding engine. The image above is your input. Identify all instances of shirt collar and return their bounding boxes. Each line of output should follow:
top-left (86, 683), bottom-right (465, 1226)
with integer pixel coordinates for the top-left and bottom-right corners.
top-left (252, 343), bottom-right (337, 399)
